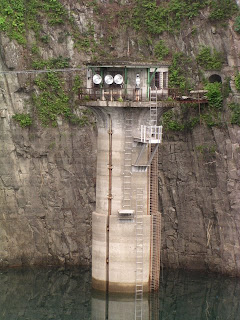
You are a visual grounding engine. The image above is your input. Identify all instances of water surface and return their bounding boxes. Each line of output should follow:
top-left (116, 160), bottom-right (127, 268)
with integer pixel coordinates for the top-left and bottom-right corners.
top-left (0, 267), bottom-right (240, 319)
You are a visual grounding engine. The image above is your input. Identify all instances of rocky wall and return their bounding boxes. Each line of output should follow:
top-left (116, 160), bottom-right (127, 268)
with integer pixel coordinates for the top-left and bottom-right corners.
top-left (0, 55), bottom-right (97, 267)
top-left (159, 119), bottom-right (240, 276)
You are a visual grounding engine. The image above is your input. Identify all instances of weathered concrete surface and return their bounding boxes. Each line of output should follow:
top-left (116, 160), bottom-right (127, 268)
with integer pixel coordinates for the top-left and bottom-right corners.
top-left (91, 107), bottom-right (152, 292)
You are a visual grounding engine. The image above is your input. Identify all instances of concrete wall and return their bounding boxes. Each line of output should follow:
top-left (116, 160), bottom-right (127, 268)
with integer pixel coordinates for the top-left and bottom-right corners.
top-left (92, 106), bottom-right (152, 292)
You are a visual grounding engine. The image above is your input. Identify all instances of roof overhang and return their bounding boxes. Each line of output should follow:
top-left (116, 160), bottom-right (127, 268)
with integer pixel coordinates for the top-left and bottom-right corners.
top-left (87, 59), bottom-right (170, 69)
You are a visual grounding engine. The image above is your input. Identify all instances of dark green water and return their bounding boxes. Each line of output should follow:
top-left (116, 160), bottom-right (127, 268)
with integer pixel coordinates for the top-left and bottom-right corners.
top-left (0, 267), bottom-right (240, 320)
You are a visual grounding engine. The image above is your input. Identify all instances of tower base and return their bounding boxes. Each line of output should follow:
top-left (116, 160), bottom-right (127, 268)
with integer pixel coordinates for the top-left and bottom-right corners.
top-left (92, 211), bottom-right (151, 293)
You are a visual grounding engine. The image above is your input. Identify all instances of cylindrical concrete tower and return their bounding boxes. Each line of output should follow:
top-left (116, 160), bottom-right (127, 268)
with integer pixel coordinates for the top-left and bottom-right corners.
top-left (89, 104), bottom-right (160, 293)
top-left (82, 60), bottom-right (170, 294)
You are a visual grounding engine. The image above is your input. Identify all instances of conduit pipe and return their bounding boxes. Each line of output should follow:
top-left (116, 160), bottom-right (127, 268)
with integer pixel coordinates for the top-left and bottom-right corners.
top-left (106, 116), bottom-right (113, 293)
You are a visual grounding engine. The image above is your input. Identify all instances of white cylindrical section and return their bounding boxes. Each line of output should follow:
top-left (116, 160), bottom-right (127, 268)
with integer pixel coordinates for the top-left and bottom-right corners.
top-left (92, 108), bottom-right (152, 292)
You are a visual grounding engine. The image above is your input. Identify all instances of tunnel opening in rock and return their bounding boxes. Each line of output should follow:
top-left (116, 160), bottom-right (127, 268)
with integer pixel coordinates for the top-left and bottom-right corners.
top-left (209, 74), bottom-right (222, 83)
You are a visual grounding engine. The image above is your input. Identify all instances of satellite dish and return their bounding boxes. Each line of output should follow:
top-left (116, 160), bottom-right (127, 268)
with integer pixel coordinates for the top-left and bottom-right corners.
top-left (93, 74), bottom-right (102, 85)
top-left (114, 74), bottom-right (123, 85)
top-left (105, 75), bottom-right (113, 85)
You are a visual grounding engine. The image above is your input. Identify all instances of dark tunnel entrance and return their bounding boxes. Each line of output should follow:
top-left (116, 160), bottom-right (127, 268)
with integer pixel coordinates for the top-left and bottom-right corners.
top-left (209, 74), bottom-right (222, 83)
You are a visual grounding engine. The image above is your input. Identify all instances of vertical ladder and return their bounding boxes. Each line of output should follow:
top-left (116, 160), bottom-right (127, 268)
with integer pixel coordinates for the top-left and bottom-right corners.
top-left (150, 147), bottom-right (161, 291)
top-left (150, 86), bottom-right (158, 126)
top-left (150, 145), bottom-right (158, 216)
top-left (135, 188), bottom-right (144, 320)
top-left (123, 115), bottom-right (133, 210)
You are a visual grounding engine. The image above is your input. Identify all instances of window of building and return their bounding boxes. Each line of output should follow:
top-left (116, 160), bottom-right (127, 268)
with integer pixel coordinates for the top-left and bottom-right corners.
top-left (150, 72), bottom-right (161, 89)
top-left (163, 72), bottom-right (168, 88)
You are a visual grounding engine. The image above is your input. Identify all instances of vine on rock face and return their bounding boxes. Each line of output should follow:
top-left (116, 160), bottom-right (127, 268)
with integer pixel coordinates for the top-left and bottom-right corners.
top-left (129, 0), bottom-right (239, 37)
top-left (196, 47), bottom-right (224, 71)
top-left (154, 40), bottom-right (169, 60)
top-left (234, 16), bottom-right (240, 33)
top-left (12, 113), bottom-right (32, 127)
top-left (235, 73), bottom-right (240, 91)
top-left (131, 0), bottom-right (207, 35)
top-left (169, 53), bottom-right (191, 91)
top-left (162, 104), bottom-right (200, 132)
top-left (30, 57), bottom-right (89, 127)
top-left (229, 103), bottom-right (240, 126)
top-left (0, 0), bottom-right (67, 45)
top-left (204, 82), bottom-right (223, 109)
top-left (209, 0), bottom-right (238, 21)
top-left (163, 81), bottom-right (224, 131)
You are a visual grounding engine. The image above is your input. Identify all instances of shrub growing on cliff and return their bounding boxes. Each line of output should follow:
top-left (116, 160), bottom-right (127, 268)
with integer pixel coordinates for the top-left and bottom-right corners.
top-left (196, 47), bottom-right (223, 70)
top-left (229, 103), bottom-right (240, 126)
top-left (234, 16), bottom-right (240, 33)
top-left (154, 40), bottom-right (169, 60)
top-left (13, 113), bottom-right (32, 128)
top-left (235, 73), bottom-right (240, 91)
top-left (0, 0), bottom-right (67, 45)
top-left (31, 57), bottom-right (89, 127)
top-left (209, 0), bottom-right (238, 21)
top-left (204, 82), bottom-right (223, 109)
top-left (169, 53), bottom-right (191, 90)
top-left (131, 0), bottom-right (207, 35)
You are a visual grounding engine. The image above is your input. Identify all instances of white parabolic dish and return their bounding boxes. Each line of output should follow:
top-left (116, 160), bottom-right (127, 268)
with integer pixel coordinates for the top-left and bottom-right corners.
top-left (105, 75), bottom-right (114, 85)
top-left (93, 74), bottom-right (102, 85)
top-left (114, 74), bottom-right (123, 85)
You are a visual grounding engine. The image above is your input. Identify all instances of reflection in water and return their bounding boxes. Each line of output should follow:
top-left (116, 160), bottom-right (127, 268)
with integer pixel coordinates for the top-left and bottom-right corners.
top-left (0, 267), bottom-right (91, 320)
top-left (92, 291), bottom-right (150, 320)
top-left (0, 268), bottom-right (240, 319)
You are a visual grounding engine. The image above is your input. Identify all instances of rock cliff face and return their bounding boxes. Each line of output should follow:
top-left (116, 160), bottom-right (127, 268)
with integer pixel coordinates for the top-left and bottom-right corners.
top-left (159, 123), bottom-right (240, 276)
top-left (0, 0), bottom-right (240, 276)
top-left (0, 49), bottom-right (97, 267)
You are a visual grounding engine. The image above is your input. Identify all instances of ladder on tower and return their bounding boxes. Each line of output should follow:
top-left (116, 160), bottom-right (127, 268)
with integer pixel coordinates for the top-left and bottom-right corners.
top-left (135, 188), bottom-right (144, 320)
top-left (122, 115), bottom-right (133, 211)
top-left (150, 86), bottom-right (158, 126)
top-left (150, 145), bottom-right (161, 292)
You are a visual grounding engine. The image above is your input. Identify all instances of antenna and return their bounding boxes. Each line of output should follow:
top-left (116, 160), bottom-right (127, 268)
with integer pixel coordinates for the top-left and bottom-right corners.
top-left (93, 74), bottom-right (102, 85)
top-left (105, 75), bottom-right (113, 85)
top-left (114, 74), bottom-right (123, 85)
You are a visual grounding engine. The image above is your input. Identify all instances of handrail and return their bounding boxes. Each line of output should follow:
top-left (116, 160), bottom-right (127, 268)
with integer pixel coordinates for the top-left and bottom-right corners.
top-left (78, 87), bottom-right (208, 102)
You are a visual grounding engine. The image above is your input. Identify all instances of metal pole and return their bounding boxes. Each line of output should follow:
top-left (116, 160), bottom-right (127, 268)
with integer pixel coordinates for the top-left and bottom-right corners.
top-left (105, 116), bottom-right (112, 319)
top-left (107, 116), bottom-right (113, 286)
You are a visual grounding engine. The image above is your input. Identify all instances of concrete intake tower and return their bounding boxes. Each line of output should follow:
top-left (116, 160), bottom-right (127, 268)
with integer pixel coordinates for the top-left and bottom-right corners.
top-left (82, 61), bottom-right (170, 294)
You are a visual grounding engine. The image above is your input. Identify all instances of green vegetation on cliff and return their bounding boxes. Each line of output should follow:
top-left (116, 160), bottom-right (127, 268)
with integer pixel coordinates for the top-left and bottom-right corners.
top-left (12, 113), bottom-right (32, 127)
top-left (235, 72), bottom-right (240, 91)
top-left (169, 53), bottom-right (191, 90)
top-left (163, 82), bottom-right (224, 131)
top-left (196, 47), bottom-right (224, 70)
top-left (32, 60), bottom-right (88, 127)
top-left (229, 103), bottom-right (240, 126)
top-left (0, 0), bottom-right (67, 44)
top-left (130, 0), bottom-right (238, 35)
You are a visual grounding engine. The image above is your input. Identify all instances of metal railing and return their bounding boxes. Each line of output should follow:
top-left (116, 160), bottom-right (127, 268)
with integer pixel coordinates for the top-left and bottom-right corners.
top-left (140, 125), bottom-right (163, 144)
top-left (78, 87), bottom-right (208, 103)
top-left (78, 87), bottom-right (143, 102)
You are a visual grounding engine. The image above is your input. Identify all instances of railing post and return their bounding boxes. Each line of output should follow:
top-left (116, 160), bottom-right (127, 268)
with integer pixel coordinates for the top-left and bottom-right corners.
top-left (119, 88), bottom-right (122, 100)
top-left (101, 88), bottom-right (105, 101)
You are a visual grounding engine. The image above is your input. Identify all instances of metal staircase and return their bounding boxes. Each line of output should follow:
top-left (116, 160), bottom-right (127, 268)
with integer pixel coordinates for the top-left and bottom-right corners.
top-left (135, 188), bottom-right (144, 320)
top-left (122, 115), bottom-right (133, 211)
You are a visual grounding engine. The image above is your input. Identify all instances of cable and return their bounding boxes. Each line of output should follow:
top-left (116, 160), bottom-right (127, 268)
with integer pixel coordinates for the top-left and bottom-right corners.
top-left (0, 67), bottom-right (86, 75)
